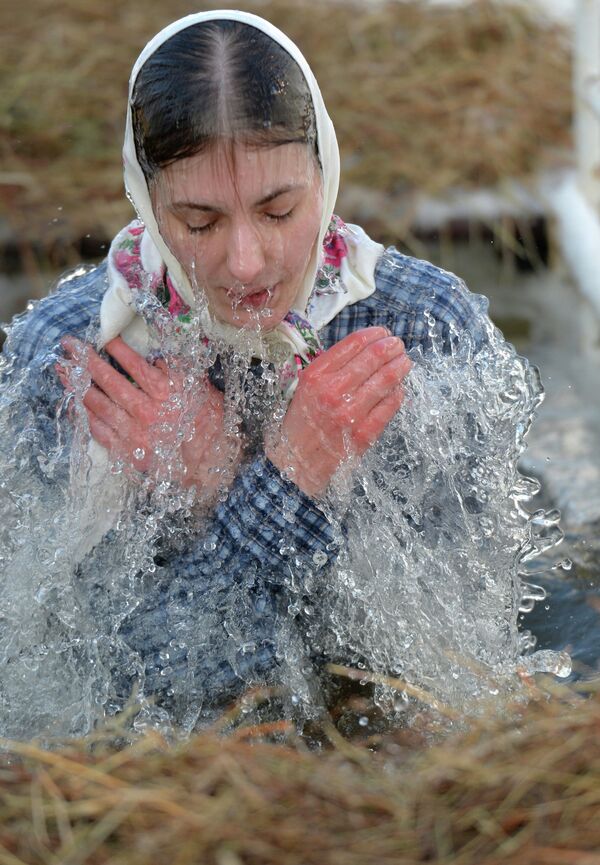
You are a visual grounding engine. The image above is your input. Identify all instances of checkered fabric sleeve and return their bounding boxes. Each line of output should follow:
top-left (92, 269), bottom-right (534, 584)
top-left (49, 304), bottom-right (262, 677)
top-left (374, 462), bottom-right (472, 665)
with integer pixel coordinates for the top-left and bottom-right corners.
top-left (319, 246), bottom-right (490, 352)
top-left (3, 262), bottom-right (109, 370)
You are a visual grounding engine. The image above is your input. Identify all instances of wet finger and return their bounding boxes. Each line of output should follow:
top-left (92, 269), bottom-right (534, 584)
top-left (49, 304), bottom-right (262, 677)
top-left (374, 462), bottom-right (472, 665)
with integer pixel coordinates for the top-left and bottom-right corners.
top-left (305, 327), bottom-right (391, 377)
top-left (83, 384), bottom-right (132, 435)
top-left (153, 357), bottom-right (190, 395)
top-left (55, 362), bottom-right (71, 390)
top-left (347, 353), bottom-right (411, 420)
top-left (62, 337), bottom-right (151, 420)
top-left (86, 406), bottom-right (149, 471)
top-left (104, 338), bottom-right (170, 399)
top-left (336, 336), bottom-right (407, 395)
top-left (86, 406), bottom-right (120, 453)
top-left (352, 385), bottom-right (406, 454)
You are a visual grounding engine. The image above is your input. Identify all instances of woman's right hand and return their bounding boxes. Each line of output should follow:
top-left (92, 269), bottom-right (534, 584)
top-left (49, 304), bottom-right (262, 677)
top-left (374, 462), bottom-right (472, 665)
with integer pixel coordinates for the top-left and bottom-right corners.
top-left (57, 336), bottom-right (241, 497)
top-left (265, 327), bottom-right (411, 497)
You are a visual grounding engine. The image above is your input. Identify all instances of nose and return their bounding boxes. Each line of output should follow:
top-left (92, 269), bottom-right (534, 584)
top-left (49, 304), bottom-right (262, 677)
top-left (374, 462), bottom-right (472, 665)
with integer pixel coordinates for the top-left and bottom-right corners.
top-left (226, 218), bottom-right (266, 286)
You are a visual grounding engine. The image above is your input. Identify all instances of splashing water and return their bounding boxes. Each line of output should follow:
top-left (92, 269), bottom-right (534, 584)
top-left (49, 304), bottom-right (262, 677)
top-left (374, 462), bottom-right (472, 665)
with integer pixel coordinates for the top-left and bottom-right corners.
top-left (310, 316), bottom-right (572, 712)
top-left (0, 262), bottom-right (568, 740)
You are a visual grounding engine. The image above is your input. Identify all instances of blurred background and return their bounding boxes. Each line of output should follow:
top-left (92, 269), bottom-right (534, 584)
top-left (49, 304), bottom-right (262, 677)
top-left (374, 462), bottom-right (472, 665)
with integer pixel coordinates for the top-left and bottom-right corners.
top-left (0, 0), bottom-right (574, 321)
top-left (1, 0), bottom-right (599, 669)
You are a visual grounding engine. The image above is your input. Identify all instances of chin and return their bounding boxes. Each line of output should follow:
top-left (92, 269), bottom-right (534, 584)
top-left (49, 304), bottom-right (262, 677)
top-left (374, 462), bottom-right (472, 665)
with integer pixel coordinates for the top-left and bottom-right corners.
top-left (258, 309), bottom-right (287, 331)
top-left (220, 306), bottom-right (287, 331)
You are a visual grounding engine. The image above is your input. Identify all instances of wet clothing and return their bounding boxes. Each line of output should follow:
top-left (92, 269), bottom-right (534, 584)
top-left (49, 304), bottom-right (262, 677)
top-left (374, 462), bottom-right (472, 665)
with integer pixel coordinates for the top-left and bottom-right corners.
top-left (3, 246), bottom-right (488, 710)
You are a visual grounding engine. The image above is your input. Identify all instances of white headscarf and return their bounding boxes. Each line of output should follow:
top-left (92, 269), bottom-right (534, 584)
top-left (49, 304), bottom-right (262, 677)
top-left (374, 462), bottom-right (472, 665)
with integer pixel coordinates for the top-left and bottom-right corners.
top-left (100, 9), bottom-right (383, 354)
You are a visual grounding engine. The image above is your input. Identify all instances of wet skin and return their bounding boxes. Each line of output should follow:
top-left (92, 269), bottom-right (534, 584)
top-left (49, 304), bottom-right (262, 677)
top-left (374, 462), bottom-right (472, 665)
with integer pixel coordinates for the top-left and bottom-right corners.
top-left (151, 141), bottom-right (324, 330)
top-left (58, 142), bottom-right (412, 498)
top-left (58, 336), bottom-right (240, 496)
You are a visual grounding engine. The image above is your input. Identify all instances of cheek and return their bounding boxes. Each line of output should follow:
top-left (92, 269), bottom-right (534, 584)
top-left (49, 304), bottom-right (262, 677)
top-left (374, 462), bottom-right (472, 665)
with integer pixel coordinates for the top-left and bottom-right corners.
top-left (273, 217), bottom-right (320, 314)
top-left (284, 211), bottom-right (321, 273)
top-left (159, 219), bottom-right (220, 290)
top-left (163, 223), bottom-right (196, 267)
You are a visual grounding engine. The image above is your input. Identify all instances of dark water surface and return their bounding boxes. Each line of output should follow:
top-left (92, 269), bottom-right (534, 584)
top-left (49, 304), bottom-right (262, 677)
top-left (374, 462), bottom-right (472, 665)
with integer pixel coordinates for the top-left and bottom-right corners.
top-left (525, 533), bottom-right (600, 681)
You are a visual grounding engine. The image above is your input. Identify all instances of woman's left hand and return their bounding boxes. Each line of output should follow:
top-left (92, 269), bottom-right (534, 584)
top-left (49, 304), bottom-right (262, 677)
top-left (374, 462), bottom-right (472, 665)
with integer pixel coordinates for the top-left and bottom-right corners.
top-left (57, 336), bottom-right (241, 494)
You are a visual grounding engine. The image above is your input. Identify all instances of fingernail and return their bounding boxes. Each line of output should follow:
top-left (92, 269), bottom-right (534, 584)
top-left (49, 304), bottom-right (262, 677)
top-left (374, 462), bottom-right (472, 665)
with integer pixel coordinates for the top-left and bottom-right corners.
top-left (61, 335), bottom-right (83, 352)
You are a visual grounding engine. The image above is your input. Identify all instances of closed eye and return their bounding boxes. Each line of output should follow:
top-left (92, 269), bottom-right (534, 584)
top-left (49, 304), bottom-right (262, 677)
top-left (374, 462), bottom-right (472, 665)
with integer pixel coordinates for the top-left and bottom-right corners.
top-left (265, 209), bottom-right (294, 223)
top-left (186, 209), bottom-right (294, 235)
top-left (187, 222), bottom-right (216, 235)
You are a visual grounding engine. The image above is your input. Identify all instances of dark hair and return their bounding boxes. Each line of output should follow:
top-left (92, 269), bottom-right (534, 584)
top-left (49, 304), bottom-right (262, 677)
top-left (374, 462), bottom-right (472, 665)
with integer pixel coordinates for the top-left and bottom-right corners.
top-left (131, 20), bottom-right (318, 181)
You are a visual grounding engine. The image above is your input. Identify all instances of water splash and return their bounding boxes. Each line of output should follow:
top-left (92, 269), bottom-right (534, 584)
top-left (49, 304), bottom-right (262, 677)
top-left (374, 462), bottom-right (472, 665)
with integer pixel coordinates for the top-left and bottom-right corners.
top-left (0, 264), bottom-right (566, 739)
top-left (298, 308), bottom-right (567, 713)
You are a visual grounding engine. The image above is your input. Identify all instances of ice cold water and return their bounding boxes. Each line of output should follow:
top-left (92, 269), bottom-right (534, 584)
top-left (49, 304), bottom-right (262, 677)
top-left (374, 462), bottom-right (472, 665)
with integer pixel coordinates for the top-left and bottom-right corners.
top-left (0, 261), bottom-right (569, 739)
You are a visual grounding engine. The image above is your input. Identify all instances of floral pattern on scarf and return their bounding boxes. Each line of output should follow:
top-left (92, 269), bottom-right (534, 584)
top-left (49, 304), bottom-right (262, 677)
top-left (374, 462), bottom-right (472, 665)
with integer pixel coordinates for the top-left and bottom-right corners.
top-left (314, 215), bottom-right (349, 296)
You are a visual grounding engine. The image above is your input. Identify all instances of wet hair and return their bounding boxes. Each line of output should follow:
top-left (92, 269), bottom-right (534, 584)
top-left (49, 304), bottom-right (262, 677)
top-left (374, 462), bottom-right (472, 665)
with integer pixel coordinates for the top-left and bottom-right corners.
top-left (131, 20), bottom-right (318, 181)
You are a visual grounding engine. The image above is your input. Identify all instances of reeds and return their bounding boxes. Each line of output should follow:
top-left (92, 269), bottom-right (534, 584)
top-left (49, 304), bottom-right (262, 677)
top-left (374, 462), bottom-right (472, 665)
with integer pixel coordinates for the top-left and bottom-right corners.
top-left (0, 680), bottom-right (598, 865)
top-left (0, 0), bottom-right (572, 253)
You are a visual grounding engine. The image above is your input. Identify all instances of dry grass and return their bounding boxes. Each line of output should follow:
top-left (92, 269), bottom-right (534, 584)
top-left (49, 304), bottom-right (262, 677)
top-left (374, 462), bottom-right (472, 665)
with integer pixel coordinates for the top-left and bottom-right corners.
top-left (0, 678), bottom-right (598, 865)
top-left (0, 0), bottom-right (572, 254)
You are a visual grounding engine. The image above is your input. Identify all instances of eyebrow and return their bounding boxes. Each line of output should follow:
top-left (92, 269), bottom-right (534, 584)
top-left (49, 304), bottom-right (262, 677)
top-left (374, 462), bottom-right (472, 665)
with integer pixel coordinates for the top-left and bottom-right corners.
top-left (171, 183), bottom-right (306, 214)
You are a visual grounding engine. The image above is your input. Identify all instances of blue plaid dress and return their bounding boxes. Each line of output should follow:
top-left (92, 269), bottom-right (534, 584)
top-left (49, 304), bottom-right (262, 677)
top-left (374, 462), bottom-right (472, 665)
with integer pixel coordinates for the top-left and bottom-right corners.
top-left (2, 246), bottom-right (490, 711)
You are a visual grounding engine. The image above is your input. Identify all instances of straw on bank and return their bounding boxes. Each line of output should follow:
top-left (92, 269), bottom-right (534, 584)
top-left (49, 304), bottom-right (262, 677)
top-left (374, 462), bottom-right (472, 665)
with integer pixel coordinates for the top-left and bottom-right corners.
top-left (0, 684), bottom-right (599, 865)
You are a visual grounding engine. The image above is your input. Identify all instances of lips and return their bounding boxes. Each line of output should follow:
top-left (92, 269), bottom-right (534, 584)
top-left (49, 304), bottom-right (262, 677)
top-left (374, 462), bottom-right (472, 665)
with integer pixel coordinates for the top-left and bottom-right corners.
top-left (225, 284), bottom-right (277, 307)
top-left (240, 288), bottom-right (270, 308)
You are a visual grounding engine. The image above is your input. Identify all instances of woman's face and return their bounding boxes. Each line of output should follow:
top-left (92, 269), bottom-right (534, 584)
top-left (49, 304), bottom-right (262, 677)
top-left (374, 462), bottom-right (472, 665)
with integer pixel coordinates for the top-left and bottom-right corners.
top-left (151, 141), bottom-right (323, 330)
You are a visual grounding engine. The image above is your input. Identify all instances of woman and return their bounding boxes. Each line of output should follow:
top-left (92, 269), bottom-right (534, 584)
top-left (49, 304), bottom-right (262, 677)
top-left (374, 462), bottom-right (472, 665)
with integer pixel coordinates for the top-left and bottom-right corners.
top-left (0, 11), bottom-right (539, 735)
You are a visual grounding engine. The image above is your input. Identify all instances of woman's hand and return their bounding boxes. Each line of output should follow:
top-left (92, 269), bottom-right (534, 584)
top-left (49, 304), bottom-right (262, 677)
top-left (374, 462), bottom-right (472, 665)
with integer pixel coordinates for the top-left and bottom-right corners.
top-left (266, 327), bottom-right (411, 497)
top-left (57, 336), bottom-right (241, 495)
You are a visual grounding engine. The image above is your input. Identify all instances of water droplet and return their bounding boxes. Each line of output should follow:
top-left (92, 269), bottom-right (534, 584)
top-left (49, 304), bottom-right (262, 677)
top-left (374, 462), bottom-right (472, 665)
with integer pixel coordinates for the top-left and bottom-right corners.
top-left (522, 650), bottom-right (572, 679)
